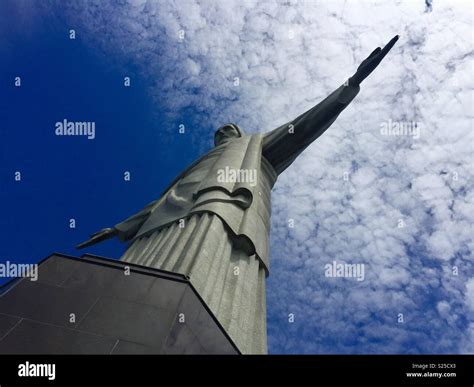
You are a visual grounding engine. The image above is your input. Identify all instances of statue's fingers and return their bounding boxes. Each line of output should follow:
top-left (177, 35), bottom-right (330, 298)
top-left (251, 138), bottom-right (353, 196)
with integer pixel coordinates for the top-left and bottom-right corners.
top-left (380, 35), bottom-right (399, 58)
top-left (368, 47), bottom-right (382, 59)
top-left (358, 47), bottom-right (380, 71)
top-left (75, 240), bottom-right (89, 249)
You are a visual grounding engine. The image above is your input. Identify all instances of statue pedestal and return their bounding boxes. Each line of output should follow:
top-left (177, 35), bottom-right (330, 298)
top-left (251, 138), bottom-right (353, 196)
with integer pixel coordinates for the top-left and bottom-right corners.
top-left (0, 253), bottom-right (238, 354)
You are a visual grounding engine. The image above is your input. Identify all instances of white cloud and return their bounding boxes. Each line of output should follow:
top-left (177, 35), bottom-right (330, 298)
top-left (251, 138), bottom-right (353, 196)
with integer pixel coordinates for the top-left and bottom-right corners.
top-left (466, 279), bottom-right (474, 313)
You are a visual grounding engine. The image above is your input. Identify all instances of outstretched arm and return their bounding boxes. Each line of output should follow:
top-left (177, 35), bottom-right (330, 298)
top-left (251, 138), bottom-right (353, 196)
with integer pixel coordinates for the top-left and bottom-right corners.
top-left (262, 35), bottom-right (399, 175)
top-left (76, 198), bottom-right (160, 249)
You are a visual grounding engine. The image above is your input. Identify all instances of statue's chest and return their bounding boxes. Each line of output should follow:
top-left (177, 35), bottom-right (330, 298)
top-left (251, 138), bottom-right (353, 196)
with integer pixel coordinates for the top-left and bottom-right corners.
top-left (177, 150), bottom-right (222, 187)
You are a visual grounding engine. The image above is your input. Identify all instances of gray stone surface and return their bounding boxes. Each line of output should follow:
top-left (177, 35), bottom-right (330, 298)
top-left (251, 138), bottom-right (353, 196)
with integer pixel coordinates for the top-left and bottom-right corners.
top-left (0, 254), bottom-right (239, 354)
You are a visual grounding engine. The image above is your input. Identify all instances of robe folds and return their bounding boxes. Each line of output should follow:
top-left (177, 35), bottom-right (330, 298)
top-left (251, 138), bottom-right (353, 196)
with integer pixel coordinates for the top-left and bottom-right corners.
top-left (118, 133), bottom-right (277, 276)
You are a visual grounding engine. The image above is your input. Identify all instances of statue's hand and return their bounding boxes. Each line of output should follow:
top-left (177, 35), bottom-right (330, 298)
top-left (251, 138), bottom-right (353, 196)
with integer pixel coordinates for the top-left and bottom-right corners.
top-left (349, 35), bottom-right (399, 86)
top-left (76, 228), bottom-right (118, 249)
top-left (90, 228), bottom-right (115, 238)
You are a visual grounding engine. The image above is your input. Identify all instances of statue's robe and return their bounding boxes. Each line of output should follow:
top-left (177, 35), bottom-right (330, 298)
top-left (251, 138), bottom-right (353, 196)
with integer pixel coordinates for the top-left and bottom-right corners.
top-left (119, 83), bottom-right (360, 354)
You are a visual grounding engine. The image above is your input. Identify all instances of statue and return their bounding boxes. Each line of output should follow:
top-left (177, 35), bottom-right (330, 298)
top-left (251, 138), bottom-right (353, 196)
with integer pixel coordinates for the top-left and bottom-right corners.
top-left (77, 36), bottom-right (399, 354)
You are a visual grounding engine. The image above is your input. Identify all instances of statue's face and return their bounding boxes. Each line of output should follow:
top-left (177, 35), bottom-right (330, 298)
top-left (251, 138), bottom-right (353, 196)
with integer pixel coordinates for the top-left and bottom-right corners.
top-left (214, 125), bottom-right (241, 146)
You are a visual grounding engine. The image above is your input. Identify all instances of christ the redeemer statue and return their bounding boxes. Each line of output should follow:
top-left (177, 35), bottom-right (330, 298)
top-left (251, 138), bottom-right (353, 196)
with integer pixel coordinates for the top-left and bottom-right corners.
top-left (77, 36), bottom-right (399, 354)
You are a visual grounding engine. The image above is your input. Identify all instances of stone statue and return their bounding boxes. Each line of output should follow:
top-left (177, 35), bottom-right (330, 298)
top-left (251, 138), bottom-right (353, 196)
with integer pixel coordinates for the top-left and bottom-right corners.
top-left (77, 36), bottom-right (399, 354)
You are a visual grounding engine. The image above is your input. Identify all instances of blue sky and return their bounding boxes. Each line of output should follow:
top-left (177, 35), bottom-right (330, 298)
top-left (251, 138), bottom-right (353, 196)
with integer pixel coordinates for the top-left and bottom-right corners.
top-left (0, 1), bottom-right (201, 265)
top-left (0, 0), bottom-right (472, 354)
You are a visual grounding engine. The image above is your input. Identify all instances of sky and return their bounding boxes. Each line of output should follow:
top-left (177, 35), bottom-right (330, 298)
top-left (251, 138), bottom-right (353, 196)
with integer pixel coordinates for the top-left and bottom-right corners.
top-left (0, 0), bottom-right (473, 354)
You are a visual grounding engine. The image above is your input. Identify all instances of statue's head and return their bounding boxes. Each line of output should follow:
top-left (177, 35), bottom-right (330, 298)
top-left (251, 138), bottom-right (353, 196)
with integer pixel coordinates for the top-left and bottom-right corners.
top-left (214, 123), bottom-right (244, 146)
